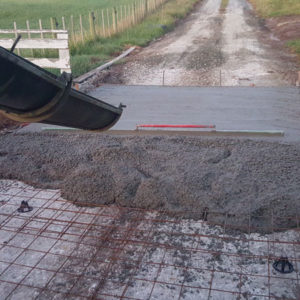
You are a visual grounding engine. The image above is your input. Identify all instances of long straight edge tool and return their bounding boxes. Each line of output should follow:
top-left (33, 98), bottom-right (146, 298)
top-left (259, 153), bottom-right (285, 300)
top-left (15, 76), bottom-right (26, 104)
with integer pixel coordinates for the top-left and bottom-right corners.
top-left (136, 124), bottom-right (216, 129)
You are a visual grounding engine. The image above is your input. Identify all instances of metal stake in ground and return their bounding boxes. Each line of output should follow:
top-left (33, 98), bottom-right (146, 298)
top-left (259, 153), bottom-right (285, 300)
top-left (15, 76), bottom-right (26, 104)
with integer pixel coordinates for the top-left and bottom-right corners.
top-left (17, 200), bottom-right (33, 213)
top-left (273, 256), bottom-right (294, 274)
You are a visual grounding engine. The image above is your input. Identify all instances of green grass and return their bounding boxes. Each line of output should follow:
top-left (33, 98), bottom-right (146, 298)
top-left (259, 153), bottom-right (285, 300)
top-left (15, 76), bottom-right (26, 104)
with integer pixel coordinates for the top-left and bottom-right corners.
top-left (0, 0), bottom-right (136, 29)
top-left (1, 0), bottom-right (199, 77)
top-left (249, 0), bottom-right (300, 18)
top-left (70, 0), bottom-right (200, 77)
top-left (249, 0), bottom-right (300, 63)
top-left (287, 40), bottom-right (300, 59)
top-left (220, 0), bottom-right (229, 11)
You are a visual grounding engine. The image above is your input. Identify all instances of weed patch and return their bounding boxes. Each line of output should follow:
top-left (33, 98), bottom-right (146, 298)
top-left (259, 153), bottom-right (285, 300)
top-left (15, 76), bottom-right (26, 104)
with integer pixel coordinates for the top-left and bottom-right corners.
top-left (248, 0), bottom-right (300, 18)
top-left (220, 0), bottom-right (229, 12)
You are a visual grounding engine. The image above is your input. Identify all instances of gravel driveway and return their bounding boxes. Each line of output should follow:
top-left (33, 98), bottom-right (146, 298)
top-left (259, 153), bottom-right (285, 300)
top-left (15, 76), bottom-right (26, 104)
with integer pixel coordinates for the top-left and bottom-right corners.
top-left (118, 0), bottom-right (298, 86)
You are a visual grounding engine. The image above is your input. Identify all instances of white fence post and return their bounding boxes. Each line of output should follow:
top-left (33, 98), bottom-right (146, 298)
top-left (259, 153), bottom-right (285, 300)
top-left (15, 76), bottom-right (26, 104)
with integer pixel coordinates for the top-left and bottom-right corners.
top-left (13, 22), bottom-right (20, 55)
top-left (57, 33), bottom-right (71, 74)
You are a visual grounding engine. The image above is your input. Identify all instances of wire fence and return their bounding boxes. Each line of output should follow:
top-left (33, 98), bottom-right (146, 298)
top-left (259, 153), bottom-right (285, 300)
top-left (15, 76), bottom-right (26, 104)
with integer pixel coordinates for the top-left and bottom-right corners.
top-left (4, 0), bottom-right (168, 47)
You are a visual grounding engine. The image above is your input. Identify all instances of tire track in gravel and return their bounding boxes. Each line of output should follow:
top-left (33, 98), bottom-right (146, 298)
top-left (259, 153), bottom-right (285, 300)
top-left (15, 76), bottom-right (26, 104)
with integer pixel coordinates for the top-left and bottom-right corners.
top-left (121, 0), bottom-right (223, 86)
top-left (119, 0), bottom-right (298, 86)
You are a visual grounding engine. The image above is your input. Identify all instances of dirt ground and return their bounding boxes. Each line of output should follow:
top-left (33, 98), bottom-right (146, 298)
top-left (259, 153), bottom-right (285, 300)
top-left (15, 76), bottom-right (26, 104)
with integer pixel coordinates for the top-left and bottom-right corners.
top-left (0, 113), bottom-right (19, 131)
top-left (266, 15), bottom-right (300, 42)
top-left (94, 0), bottom-right (299, 87)
top-left (0, 132), bottom-right (299, 232)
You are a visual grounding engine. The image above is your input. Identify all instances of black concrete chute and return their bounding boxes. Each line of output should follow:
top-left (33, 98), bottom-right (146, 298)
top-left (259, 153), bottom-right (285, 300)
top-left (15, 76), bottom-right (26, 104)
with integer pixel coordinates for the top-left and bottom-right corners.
top-left (0, 46), bottom-right (123, 130)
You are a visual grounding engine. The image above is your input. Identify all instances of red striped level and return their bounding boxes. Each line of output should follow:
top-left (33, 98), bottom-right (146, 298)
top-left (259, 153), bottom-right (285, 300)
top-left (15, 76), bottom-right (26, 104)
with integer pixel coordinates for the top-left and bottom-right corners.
top-left (136, 124), bottom-right (216, 129)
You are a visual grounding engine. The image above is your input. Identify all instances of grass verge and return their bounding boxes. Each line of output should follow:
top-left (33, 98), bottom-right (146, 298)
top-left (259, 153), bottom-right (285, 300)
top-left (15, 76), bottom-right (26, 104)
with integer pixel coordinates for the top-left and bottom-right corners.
top-left (287, 40), bottom-right (300, 60)
top-left (249, 0), bottom-right (300, 63)
top-left (220, 0), bottom-right (229, 12)
top-left (0, 0), bottom-right (136, 29)
top-left (71, 0), bottom-right (200, 77)
top-left (248, 0), bottom-right (300, 18)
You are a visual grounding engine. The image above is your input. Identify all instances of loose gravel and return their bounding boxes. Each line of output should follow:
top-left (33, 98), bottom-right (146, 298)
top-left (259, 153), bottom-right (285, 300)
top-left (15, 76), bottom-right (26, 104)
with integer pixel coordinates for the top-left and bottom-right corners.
top-left (0, 132), bottom-right (299, 231)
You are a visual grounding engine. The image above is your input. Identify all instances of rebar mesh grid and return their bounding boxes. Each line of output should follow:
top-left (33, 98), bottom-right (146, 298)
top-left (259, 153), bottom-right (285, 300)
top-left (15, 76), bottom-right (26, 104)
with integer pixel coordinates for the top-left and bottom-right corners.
top-left (0, 180), bottom-right (299, 300)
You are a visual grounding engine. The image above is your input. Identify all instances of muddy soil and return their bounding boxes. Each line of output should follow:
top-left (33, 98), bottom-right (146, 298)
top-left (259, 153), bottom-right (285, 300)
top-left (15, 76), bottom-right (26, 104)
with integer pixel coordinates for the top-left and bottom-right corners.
top-left (0, 133), bottom-right (299, 231)
top-left (93, 0), bottom-right (299, 87)
top-left (266, 15), bottom-right (300, 42)
top-left (0, 113), bottom-right (20, 131)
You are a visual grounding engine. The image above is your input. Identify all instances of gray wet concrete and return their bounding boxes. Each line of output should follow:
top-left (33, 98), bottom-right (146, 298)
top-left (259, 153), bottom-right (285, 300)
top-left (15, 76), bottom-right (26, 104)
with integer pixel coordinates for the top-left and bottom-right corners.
top-left (21, 86), bottom-right (300, 142)
top-left (91, 85), bottom-right (300, 141)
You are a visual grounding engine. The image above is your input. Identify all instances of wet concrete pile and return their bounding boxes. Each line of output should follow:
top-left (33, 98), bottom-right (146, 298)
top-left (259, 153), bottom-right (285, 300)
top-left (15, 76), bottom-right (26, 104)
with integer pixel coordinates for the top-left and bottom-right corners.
top-left (0, 133), bottom-right (299, 230)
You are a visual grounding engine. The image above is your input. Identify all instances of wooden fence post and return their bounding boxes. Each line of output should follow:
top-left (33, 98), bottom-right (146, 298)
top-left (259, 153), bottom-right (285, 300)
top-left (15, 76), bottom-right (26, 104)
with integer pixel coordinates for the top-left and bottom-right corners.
top-left (50, 17), bottom-right (55, 38)
top-left (120, 6), bottom-right (123, 32)
top-left (5, 0), bottom-right (170, 53)
top-left (139, 0), bottom-right (142, 20)
top-left (70, 15), bottom-right (75, 42)
top-left (26, 20), bottom-right (34, 57)
top-left (128, 5), bottom-right (131, 26)
top-left (79, 15), bottom-right (84, 42)
top-left (62, 17), bottom-right (66, 30)
top-left (145, 0), bottom-right (148, 16)
top-left (13, 22), bottom-right (20, 55)
top-left (125, 5), bottom-right (128, 28)
top-left (111, 9), bottom-right (116, 34)
top-left (101, 10), bottom-right (106, 37)
top-left (133, 3), bottom-right (136, 25)
top-left (57, 32), bottom-right (71, 73)
top-left (114, 7), bottom-right (118, 33)
top-left (94, 11), bottom-right (100, 36)
top-left (89, 12), bottom-right (96, 38)
top-left (112, 8), bottom-right (116, 34)
top-left (140, 0), bottom-right (143, 20)
top-left (38, 19), bottom-right (45, 55)
top-left (137, 1), bottom-right (140, 21)
top-left (106, 8), bottom-right (111, 37)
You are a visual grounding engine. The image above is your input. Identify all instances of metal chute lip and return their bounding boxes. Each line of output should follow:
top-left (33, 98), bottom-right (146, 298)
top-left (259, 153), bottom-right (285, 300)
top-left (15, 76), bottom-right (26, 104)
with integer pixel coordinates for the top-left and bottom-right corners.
top-left (41, 112), bottom-right (122, 132)
top-left (0, 46), bottom-right (123, 115)
top-left (69, 89), bottom-right (123, 115)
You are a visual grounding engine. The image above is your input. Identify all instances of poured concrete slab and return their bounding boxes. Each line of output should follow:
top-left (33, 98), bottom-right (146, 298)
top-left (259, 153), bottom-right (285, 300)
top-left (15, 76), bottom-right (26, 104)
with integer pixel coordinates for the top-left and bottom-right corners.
top-left (95, 86), bottom-right (300, 139)
top-left (20, 86), bottom-right (300, 141)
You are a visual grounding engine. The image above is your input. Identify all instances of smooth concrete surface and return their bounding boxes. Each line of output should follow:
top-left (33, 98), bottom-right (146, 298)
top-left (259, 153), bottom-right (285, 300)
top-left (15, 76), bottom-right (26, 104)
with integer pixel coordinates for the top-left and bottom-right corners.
top-left (90, 85), bottom-right (300, 141)
top-left (21, 86), bottom-right (300, 141)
